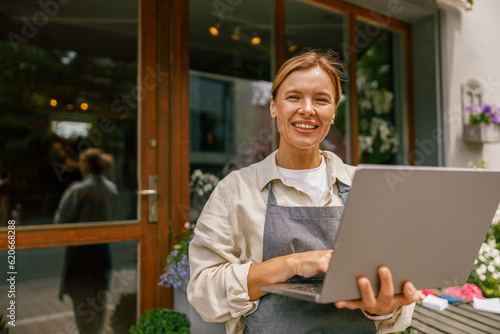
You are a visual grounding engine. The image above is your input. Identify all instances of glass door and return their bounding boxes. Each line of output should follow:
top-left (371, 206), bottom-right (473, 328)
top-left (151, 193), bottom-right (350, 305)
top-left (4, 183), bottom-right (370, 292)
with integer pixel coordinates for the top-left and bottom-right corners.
top-left (0, 0), bottom-right (179, 332)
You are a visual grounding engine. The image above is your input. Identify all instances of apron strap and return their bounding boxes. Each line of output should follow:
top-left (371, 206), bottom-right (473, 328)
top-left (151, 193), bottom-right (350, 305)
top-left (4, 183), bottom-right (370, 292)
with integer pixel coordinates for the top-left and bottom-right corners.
top-left (337, 180), bottom-right (350, 205)
top-left (267, 182), bottom-right (277, 206)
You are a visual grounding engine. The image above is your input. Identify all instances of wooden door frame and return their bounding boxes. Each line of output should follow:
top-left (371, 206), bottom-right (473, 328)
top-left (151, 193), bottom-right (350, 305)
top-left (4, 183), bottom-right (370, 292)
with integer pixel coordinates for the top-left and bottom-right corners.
top-left (0, 0), bottom-right (190, 316)
top-left (156, 0), bottom-right (191, 308)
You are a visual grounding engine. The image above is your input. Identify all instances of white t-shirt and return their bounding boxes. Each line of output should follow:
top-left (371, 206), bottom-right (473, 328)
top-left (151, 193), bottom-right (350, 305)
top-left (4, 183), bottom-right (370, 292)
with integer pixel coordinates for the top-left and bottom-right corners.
top-left (277, 156), bottom-right (329, 206)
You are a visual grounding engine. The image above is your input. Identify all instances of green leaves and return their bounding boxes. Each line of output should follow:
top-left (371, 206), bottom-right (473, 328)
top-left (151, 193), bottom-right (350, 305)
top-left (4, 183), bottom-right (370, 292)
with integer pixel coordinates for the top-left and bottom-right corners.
top-left (129, 309), bottom-right (190, 334)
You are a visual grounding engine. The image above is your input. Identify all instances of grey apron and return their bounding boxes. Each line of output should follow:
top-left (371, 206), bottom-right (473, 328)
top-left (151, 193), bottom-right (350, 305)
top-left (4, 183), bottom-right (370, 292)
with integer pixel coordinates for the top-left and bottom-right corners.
top-left (242, 181), bottom-right (376, 333)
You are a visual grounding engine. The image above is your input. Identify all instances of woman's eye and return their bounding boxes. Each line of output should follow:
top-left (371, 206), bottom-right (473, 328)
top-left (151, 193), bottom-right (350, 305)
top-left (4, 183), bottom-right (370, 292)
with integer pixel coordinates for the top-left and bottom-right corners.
top-left (288, 95), bottom-right (299, 100)
top-left (317, 98), bottom-right (329, 103)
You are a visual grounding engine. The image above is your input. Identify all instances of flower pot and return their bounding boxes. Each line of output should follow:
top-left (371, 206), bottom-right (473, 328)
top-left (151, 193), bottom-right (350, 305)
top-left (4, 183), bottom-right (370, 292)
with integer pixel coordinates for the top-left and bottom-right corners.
top-left (174, 283), bottom-right (226, 334)
top-left (463, 123), bottom-right (500, 143)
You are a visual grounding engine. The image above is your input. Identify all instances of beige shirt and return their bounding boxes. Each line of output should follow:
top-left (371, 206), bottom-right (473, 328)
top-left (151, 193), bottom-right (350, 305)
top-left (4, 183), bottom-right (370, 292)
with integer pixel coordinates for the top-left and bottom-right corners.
top-left (188, 150), bottom-right (415, 333)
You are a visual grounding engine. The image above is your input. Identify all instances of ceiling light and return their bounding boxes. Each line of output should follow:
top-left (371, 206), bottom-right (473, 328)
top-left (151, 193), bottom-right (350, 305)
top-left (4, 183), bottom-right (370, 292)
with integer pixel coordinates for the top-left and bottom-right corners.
top-left (287, 39), bottom-right (298, 53)
top-left (250, 35), bottom-right (261, 45)
top-left (230, 26), bottom-right (241, 41)
top-left (209, 23), bottom-right (221, 37)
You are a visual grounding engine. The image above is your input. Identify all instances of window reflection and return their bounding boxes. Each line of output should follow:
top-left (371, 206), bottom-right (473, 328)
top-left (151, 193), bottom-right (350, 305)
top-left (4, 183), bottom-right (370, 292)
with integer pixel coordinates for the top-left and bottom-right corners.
top-left (0, 0), bottom-right (139, 225)
top-left (0, 241), bottom-right (137, 334)
top-left (356, 22), bottom-right (402, 164)
top-left (54, 148), bottom-right (118, 224)
top-left (189, 0), bottom-right (273, 175)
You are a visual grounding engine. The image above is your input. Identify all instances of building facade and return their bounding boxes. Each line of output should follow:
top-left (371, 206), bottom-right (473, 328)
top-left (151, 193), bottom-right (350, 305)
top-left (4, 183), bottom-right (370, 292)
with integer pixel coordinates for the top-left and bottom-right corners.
top-left (0, 0), bottom-right (498, 332)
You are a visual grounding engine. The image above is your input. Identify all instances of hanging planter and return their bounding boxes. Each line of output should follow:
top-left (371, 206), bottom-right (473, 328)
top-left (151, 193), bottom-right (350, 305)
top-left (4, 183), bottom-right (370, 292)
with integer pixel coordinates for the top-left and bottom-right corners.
top-left (463, 123), bottom-right (500, 143)
top-left (463, 104), bottom-right (500, 143)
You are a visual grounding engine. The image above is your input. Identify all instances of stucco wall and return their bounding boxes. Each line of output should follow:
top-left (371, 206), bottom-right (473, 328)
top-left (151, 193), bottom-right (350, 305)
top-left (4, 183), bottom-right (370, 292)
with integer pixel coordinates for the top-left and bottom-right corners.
top-left (439, 0), bottom-right (500, 169)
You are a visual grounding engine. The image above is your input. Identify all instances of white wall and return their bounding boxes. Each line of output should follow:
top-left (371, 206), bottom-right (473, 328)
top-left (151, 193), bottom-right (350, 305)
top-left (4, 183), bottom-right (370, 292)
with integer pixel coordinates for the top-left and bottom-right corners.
top-left (439, 0), bottom-right (500, 169)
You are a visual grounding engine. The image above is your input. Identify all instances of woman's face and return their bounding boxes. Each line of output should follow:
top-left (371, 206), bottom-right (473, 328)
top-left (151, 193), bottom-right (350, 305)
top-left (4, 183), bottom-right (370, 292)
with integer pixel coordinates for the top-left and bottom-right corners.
top-left (270, 66), bottom-right (336, 154)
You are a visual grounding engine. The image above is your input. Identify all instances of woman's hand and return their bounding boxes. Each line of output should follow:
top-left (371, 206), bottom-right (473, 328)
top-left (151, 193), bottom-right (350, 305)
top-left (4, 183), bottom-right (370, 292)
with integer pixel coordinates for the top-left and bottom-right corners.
top-left (290, 249), bottom-right (333, 278)
top-left (334, 266), bottom-right (421, 317)
top-left (248, 250), bottom-right (333, 300)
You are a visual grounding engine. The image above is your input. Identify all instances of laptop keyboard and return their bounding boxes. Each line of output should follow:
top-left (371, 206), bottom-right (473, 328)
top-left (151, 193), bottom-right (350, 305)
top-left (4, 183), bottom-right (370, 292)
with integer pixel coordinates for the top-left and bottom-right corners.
top-left (291, 284), bottom-right (322, 293)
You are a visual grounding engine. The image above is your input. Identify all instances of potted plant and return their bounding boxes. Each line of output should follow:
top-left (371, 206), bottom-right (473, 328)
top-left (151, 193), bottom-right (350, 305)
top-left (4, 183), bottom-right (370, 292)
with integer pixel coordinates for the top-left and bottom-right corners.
top-left (159, 170), bottom-right (225, 334)
top-left (129, 308), bottom-right (189, 334)
top-left (110, 292), bottom-right (137, 334)
top-left (463, 104), bottom-right (500, 143)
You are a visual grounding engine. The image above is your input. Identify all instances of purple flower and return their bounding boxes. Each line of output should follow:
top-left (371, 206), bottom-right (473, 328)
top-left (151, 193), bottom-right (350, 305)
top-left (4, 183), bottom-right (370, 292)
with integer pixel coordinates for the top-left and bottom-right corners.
top-left (467, 103), bottom-right (500, 125)
top-left (492, 113), bottom-right (500, 124)
top-left (482, 104), bottom-right (492, 113)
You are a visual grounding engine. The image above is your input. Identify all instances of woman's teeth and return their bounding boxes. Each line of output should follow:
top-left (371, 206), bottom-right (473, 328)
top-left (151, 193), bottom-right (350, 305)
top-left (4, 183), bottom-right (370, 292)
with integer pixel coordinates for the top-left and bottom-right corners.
top-left (293, 123), bottom-right (317, 130)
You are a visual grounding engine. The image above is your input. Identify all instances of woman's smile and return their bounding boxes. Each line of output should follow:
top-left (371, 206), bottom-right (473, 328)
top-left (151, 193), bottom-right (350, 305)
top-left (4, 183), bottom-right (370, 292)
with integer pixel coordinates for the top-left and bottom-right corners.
top-left (270, 66), bottom-right (336, 157)
top-left (292, 121), bottom-right (319, 131)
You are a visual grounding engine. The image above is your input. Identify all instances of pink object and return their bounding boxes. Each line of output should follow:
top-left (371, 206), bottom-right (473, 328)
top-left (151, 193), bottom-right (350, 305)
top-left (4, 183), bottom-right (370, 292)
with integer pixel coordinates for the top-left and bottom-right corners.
top-left (421, 289), bottom-right (440, 297)
top-left (184, 222), bottom-right (191, 230)
top-left (442, 283), bottom-right (485, 301)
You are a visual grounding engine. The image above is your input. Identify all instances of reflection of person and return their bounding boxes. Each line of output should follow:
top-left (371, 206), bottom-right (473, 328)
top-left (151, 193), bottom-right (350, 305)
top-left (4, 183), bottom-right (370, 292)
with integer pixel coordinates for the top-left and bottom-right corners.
top-left (188, 50), bottom-right (420, 333)
top-left (54, 148), bottom-right (118, 334)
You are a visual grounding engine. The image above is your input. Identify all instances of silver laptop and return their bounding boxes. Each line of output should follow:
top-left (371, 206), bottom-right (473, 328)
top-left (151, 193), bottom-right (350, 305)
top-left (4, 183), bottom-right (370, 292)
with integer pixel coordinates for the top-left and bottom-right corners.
top-left (260, 165), bottom-right (500, 303)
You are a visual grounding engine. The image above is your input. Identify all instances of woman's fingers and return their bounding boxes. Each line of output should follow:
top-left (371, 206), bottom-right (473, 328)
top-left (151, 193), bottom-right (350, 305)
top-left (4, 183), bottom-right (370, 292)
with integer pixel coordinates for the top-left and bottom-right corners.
top-left (375, 267), bottom-right (395, 313)
top-left (335, 267), bottom-right (419, 315)
top-left (398, 281), bottom-right (421, 304)
top-left (293, 250), bottom-right (333, 278)
top-left (359, 277), bottom-right (377, 310)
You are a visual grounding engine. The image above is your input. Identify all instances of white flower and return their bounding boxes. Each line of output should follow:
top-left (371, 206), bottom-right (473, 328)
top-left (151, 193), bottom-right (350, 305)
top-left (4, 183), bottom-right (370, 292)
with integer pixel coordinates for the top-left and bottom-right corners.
top-left (360, 98), bottom-right (372, 112)
top-left (474, 259), bottom-right (478, 265)
top-left (494, 257), bottom-right (500, 266)
top-left (479, 255), bottom-right (487, 262)
top-left (477, 264), bottom-right (487, 275)
top-left (488, 264), bottom-right (496, 273)
top-left (360, 118), bottom-right (370, 131)
top-left (380, 142), bottom-right (391, 153)
top-left (203, 183), bottom-right (213, 193)
top-left (358, 136), bottom-right (374, 154)
top-left (371, 90), bottom-right (393, 114)
top-left (493, 272), bottom-right (500, 280)
top-left (479, 274), bottom-right (487, 282)
top-left (480, 243), bottom-right (488, 252)
top-left (370, 117), bottom-right (384, 137)
top-left (379, 123), bottom-right (390, 141)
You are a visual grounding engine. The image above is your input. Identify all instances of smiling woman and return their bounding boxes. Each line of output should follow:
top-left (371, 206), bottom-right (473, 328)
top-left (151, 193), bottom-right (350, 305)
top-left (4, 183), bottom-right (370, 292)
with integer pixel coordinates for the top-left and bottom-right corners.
top-left (270, 51), bottom-right (342, 169)
top-left (187, 50), bottom-right (419, 334)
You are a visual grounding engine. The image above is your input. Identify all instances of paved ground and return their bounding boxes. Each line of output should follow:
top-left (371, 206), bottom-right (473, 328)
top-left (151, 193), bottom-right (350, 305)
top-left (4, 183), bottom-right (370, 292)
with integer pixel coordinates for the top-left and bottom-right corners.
top-left (0, 241), bottom-right (138, 334)
top-left (1, 268), bottom-right (137, 334)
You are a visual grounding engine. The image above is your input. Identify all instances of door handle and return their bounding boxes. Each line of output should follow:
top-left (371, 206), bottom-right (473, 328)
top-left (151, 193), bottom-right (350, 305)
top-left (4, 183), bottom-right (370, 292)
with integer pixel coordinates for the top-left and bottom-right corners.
top-left (138, 189), bottom-right (157, 195)
top-left (138, 175), bottom-right (158, 223)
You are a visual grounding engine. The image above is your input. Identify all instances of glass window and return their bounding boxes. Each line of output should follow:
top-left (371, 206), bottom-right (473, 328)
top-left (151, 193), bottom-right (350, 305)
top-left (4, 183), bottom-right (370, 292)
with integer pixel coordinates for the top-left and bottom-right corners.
top-left (0, 0), bottom-right (139, 226)
top-left (356, 21), bottom-right (405, 164)
top-left (0, 241), bottom-right (137, 333)
top-left (189, 0), bottom-right (273, 174)
top-left (285, 0), bottom-right (350, 162)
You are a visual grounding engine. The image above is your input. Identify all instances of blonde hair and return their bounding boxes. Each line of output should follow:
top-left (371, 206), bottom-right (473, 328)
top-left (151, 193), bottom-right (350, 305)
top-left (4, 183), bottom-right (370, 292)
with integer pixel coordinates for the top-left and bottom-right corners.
top-left (271, 49), bottom-right (346, 105)
top-left (79, 148), bottom-right (114, 175)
